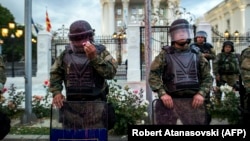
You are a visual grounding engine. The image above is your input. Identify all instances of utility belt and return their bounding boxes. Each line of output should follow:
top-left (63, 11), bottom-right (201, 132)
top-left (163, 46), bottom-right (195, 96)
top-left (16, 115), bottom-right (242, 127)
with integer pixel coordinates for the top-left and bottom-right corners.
top-left (220, 72), bottom-right (238, 75)
top-left (168, 90), bottom-right (198, 98)
top-left (66, 94), bottom-right (103, 101)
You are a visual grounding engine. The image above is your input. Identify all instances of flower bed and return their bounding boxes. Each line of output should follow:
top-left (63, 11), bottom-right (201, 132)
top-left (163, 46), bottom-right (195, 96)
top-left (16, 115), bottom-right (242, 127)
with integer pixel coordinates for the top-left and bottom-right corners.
top-left (208, 83), bottom-right (241, 124)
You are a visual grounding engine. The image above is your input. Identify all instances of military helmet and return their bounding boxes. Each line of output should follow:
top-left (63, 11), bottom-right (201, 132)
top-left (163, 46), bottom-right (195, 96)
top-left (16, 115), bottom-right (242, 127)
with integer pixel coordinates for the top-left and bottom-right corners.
top-left (194, 30), bottom-right (207, 42)
top-left (223, 40), bottom-right (234, 47)
top-left (68, 20), bottom-right (95, 41)
top-left (196, 31), bottom-right (207, 38)
top-left (222, 40), bottom-right (234, 52)
top-left (169, 19), bottom-right (193, 42)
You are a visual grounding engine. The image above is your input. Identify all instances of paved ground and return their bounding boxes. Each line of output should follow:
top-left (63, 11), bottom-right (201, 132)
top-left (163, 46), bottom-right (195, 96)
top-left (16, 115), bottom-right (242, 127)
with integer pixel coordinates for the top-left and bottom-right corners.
top-left (3, 118), bottom-right (127, 141)
top-left (2, 116), bottom-right (228, 141)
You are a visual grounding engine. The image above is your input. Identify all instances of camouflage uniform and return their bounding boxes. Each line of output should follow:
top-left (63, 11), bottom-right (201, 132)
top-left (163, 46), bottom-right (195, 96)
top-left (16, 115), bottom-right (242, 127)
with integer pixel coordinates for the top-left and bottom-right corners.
top-left (0, 56), bottom-right (6, 93)
top-left (149, 45), bottom-right (212, 125)
top-left (240, 46), bottom-right (250, 125)
top-left (190, 42), bottom-right (216, 61)
top-left (49, 20), bottom-right (118, 130)
top-left (213, 51), bottom-right (240, 87)
top-left (49, 43), bottom-right (118, 98)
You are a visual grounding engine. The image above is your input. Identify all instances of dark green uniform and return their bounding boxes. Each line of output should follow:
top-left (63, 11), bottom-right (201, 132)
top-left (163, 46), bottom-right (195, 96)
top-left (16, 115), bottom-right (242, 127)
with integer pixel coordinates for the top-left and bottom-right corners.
top-left (240, 46), bottom-right (250, 125)
top-left (149, 45), bottom-right (212, 98)
top-left (149, 45), bottom-right (212, 125)
top-left (213, 52), bottom-right (240, 87)
top-left (0, 56), bottom-right (6, 93)
top-left (49, 43), bottom-right (118, 98)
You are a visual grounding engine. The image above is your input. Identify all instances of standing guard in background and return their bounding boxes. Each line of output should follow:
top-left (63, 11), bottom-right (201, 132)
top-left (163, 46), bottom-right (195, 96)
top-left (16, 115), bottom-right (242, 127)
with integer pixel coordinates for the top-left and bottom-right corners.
top-left (191, 30), bottom-right (216, 61)
top-left (239, 45), bottom-right (250, 125)
top-left (213, 41), bottom-right (240, 87)
top-left (190, 30), bottom-right (216, 124)
top-left (0, 55), bottom-right (8, 140)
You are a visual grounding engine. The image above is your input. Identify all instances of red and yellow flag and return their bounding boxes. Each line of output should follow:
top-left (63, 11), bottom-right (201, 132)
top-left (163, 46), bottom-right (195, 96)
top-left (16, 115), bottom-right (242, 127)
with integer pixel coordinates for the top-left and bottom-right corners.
top-left (46, 10), bottom-right (51, 32)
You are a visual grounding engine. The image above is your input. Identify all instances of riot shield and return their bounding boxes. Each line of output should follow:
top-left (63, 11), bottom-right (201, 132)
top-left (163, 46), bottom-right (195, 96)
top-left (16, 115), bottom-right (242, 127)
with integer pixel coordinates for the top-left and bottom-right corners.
top-left (50, 101), bottom-right (108, 141)
top-left (152, 99), bottom-right (178, 125)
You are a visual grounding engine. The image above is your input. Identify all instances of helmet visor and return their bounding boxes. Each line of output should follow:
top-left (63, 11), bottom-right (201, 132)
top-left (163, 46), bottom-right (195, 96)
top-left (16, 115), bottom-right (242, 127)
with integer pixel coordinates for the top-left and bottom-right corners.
top-left (170, 24), bottom-right (194, 42)
top-left (68, 30), bottom-right (93, 41)
top-left (196, 31), bottom-right (207, 38)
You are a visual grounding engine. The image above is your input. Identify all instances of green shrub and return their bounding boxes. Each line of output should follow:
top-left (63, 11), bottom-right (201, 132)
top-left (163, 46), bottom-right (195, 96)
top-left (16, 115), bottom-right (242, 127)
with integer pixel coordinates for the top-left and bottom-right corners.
top-left (107, 80), bottom-right (149, 135)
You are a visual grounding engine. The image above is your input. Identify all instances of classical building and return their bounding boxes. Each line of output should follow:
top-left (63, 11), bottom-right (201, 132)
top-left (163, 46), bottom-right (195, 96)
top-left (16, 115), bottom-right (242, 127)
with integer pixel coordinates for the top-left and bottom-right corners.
top-left (99, 0), bottom-right (186, 35)
top-left (200, 0), bottom-right (250, 54)
top-left (203, 0), bottom-right (250, 36)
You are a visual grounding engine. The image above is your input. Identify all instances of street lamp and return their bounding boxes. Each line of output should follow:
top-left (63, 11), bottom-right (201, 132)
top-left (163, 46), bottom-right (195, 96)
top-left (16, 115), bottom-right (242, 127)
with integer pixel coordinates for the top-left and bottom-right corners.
top-left (1, 22), bottom-right (23, 77)
top-left (224, 30), bottom-right (230, 39)
top-left (224, 30), bottom-right (242, 40)
top-left (0, 39), bottom-right (3, 55)
top-left (113, 30), bottom-right (126, 65)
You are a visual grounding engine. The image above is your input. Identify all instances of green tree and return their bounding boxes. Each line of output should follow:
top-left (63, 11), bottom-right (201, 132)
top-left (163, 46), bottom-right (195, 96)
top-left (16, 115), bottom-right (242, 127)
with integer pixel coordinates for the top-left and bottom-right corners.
top-left (0, 4), bottom-right (37, 63)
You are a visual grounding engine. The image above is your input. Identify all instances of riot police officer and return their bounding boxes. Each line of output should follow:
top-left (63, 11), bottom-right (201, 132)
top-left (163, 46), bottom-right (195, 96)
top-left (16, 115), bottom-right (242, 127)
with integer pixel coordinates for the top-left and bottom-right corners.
top-left (49, 20), bottom-right (118, 129)
top-left (191, 30), bottom-right (215, 61)
top-left (149, 19), bottom-right (212, 125)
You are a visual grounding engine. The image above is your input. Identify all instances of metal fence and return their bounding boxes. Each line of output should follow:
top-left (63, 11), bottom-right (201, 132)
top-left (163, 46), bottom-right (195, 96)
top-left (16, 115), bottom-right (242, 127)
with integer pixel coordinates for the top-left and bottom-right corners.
top-left (211, 28), bottom-right (250, 54)
top-left (139, 26), bottom-right (170, 80)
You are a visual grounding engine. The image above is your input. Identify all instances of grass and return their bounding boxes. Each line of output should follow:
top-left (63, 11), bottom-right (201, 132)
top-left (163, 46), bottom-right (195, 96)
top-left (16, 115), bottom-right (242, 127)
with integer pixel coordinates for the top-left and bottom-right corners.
top-left (10, 126), bottom-right (50, 135)
top-left (10, 114), bottom-right (51, 135)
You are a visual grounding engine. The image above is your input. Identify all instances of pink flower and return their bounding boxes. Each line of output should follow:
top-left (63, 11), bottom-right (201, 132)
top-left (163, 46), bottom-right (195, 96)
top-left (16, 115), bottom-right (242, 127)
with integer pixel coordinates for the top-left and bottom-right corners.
top-left (8, 101), bottom-right (16, 109)
top-left (133, 90), bottom-right (138, 94)
top-left (44, 80), bottom-right (50, 87)
top-left (33, 95), bottom-right (44, 101)
top-left (2, 87), bottom-right (7, 93)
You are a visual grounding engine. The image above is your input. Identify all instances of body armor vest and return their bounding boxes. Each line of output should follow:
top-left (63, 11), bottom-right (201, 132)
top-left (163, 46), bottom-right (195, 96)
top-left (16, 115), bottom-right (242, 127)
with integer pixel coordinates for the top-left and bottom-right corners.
top-left (63, 45), bottom-right (105, 97)
top-left (162, 46), bottom-right (200, 93)
top-left (192, 43), bottom-right (212, 54)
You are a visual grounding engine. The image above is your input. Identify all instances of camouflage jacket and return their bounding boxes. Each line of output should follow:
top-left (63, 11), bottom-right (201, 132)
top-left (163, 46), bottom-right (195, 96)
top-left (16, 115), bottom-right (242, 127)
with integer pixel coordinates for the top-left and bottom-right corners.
top-left (240, 47), bottom-right (250, 94)
top-left (0, 56), bottom-right (6, 92)
top-left (49, 43), bottom-right (118, 97)
top-left (213, 52), bottom-right (240, 76)
top-left (190, 42), bottom-right (216, 61)
top-left (148, 45), bottom-right (212, 98)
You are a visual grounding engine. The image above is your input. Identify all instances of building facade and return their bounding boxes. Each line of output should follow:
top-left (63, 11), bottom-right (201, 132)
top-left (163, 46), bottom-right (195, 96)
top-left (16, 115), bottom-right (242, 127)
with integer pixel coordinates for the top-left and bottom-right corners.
top-left (200, 0), bottom-right (250, 54)
top-left (100, 0), bottom-right (182, 35)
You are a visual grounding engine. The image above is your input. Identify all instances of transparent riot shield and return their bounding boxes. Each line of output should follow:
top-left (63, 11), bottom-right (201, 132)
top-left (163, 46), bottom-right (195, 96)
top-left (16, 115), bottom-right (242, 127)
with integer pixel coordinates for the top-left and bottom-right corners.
top-left (50, 101), bottom-right (108, 141)
top-left (152, 99), bottom-right (178, 125)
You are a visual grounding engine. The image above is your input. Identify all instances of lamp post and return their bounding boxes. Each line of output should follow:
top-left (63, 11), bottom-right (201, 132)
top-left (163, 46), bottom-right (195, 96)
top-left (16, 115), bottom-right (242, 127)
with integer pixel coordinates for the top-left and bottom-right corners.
top-left (113, 30), bottom-right (126, 65)
top-left (1, 22), bottom-right (23, 77)
top-left (224, 30), bottom-right (241, 40)
top-left (0, 39), bottom-right (3, 55)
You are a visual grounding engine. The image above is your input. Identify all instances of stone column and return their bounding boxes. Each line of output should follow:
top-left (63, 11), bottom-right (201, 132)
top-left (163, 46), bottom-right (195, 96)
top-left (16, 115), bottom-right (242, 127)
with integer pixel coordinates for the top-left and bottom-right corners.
top-left (196, 21), bottom-right (212, 44)
top-left (100, 0), bottom-right (110, 35)
top-left (108, 0), bottom-right (115, 35)
top-left (127, 23), bottom-right (141, 82)
top-left (122, 0), bottom-right (129, 27)
top-left (36, 30), bottom-right (52, 80)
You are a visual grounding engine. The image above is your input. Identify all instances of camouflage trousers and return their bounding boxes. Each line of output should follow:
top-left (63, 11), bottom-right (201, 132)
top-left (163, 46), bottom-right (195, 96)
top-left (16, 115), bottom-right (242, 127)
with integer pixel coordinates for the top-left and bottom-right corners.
top-left (153, 98), bottom-right (207, 125)
top-left (221, 74), bottom-right (239, 87)
top-left (242, 94), bottom-right (250, 125)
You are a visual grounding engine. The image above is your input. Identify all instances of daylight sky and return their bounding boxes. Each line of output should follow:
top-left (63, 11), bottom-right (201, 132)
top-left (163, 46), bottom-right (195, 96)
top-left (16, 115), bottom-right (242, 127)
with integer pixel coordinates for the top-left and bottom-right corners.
top-left (0, 0), bottom-right (223, 35)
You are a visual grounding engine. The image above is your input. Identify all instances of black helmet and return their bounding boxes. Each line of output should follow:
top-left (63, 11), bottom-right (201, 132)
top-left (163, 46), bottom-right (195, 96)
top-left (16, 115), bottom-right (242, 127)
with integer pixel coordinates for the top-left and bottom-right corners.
top-left (222, 41), bottom-right (234, 52)
top-left (68, 20), bottom-right (95, 41)
top-left (169, 19), bottom-right (193, 42)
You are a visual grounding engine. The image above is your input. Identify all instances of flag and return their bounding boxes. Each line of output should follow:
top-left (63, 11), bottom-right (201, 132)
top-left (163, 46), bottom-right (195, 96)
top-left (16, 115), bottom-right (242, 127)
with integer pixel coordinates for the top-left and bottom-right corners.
top-left (31, 18), bottom-right (39, 34)
top-left (46, 10), bottom-right (51, 32)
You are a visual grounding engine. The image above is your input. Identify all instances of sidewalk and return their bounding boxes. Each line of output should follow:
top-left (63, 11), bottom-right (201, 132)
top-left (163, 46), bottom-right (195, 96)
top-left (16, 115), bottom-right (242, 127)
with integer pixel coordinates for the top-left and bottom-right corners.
top-left (3, 117), bottom-right (228, 141)
top-left (3, 118), bottom-right (128, 141)
top-left (4, 135), bottom-right (127, 141)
